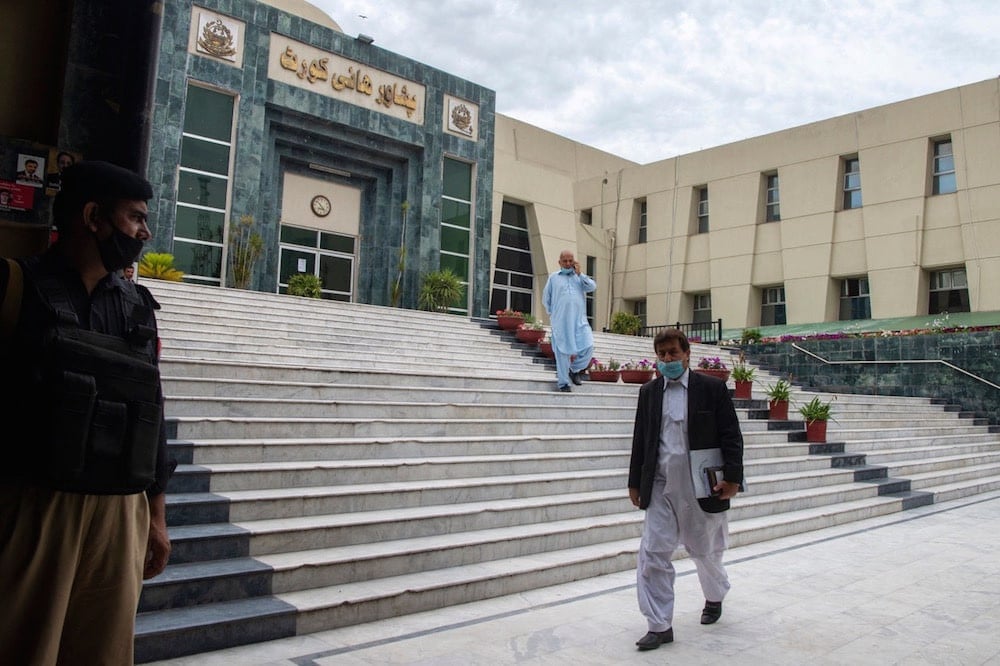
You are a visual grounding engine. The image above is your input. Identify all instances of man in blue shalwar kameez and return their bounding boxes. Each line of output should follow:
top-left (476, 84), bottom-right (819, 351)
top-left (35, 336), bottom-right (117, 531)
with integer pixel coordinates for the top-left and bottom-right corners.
top-left (542, 249), bottom-right (597, 392)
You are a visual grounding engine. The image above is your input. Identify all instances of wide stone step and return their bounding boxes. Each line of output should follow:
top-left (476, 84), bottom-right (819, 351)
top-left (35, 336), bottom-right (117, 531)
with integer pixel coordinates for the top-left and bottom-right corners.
top-left (174, 450), bottom-right (631, 492)
top-left (169, 416), bottom-right (633, 439)
top-left (133, 491), bottom-right (920, 662)
top-left (167, 489), bottom-right (629, 561)
top-left (142, 513), bottom-right (643, 613)
top-left (165, 396), bottom-right (637, 420)
top-left (168, 471), bottom-right (627, 524)
top-left (171, 433), bottom-right (633, 464)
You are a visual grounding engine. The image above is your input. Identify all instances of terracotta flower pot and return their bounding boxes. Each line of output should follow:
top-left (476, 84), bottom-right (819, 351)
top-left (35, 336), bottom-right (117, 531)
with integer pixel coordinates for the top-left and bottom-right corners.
top-left (620, 369), bottom-right (654, 384)
top-left (497, 315), bottom-right (524, 331)
top-left (515, 328), bottom-right (545, 344)
top-left (805, 419), bottom-right (828, 442)
top-left (695, 368), bottom-right (731, 383)
top-left (539, 341), bottom-right (554, 358)
top-left (734, 380), bottom-right (752, 400)
top-left (769, 399), bottom-right (789, 420)
top-left (588, 370), bottom-right (620, 382)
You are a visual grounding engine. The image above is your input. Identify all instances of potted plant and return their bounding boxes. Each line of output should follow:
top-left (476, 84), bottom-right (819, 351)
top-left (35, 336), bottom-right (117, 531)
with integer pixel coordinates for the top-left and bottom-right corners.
top-left (287, 273), bottom-right (322, 298)
top-left (620, 359), bottom-right (655, 384)
top-left (515, 315), bottom-right (546, 345)
top-left (609, 311), bottom-right (642, 336)
top-left (588, 358), bottom-right (621, 382)
top-left (538, 335), bottom-right (554, 358)
top-left (418, 269), bottom-right (463, 312)
top-left (695, 356), bottom-right (730, 383)
top-left (764, 377), bottom-right (793, 420)
top-left (495, 307), bottom-right (525, 331)
top-left (138, 252), bottom-right (184, 282)
top-left (798, 396), bottom-right (833, 442)
top-left (730, 353), bottom-right (756, 400)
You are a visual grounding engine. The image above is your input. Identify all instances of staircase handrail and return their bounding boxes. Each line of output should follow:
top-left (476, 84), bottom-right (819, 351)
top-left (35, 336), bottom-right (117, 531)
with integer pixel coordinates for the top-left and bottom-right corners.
top-left (791, 342), bottom-right (1000, 391)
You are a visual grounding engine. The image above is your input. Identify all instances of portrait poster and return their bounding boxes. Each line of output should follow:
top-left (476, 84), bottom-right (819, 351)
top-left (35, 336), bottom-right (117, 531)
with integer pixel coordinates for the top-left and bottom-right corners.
top-left (15, 153), bottom-right (45, 188)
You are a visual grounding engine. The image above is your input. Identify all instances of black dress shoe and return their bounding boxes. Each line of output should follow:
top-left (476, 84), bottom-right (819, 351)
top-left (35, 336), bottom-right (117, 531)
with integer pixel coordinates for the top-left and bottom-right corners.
top-left (558, 385), bottom-right (572, 392)
top-left (635, 628), bottom-right (673, 650)
top-left (569, 371), bottom-right (582, 386)
top-left (701, 600), bottom-right (722, 624)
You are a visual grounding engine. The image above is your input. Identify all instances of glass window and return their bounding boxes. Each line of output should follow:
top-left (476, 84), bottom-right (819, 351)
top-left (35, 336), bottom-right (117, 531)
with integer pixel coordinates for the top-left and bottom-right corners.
top-left (443, 158), bottom-right (472, 200)
top-left (491, 201), bottom-right (533, 316)
top-left (440, 157), bottom-right (473, 315)
top-left (279, 225), bottom-right (357, 301)
top-left (633, 300), bottom-right (647, 329)
top-left (929, 268), bottom-right (970, 314)
top-left (760, 286), bottom-right (786, 326)
top-left (839, 277), bottom-right (871, 320)
top-left (696, 187), bottom-right (709, 233)
top-left (765, 173), bottom-right (780, 222)
top-left (174, 83), bottom-right (235, 286)
top-left (180, 136), bottom-right (230, 174)
top-left (172, 239), bottom-right (223, 281)
top-left (637, 199), bottom-right (647, 243)
top-left (843, 157), bottom-right (862, 209)
top-left (932, 139), bottom-right (956, 195)
top-left (174, 206), bottom-right (224, 243)
top-left (440, 225), bottom-right (470, 254)
top-left (177, 171), bottom-right (228, 209)
top-left (692, 293), bottom-right (712, 324)
top-left (441, 199), bottom-right (471, 229)
top-left (183, 85), bottom-right (235, 141)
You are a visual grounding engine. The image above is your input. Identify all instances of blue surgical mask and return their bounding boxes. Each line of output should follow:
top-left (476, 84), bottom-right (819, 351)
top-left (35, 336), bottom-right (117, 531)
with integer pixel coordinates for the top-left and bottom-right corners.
top-left (559, 267), bottom-right (574, 275)
top-left (657, 360), bottom-right (684, 380)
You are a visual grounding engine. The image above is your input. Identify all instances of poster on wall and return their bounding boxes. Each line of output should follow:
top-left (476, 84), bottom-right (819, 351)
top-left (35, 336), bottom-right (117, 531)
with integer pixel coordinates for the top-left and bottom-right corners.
top-left (0, 180), bottom-right (36, 211)
top-left (15, 153), bottom-right (46, 188)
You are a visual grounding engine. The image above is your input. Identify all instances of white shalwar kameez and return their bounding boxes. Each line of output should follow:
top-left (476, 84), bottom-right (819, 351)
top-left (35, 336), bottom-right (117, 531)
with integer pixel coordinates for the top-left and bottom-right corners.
top-left (636, 371), bottom-right (731, 633)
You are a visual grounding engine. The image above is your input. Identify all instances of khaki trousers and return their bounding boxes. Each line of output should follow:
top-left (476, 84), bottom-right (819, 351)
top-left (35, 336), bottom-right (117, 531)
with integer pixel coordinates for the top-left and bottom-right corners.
top-left (0, 484), bottom-right (149, 666)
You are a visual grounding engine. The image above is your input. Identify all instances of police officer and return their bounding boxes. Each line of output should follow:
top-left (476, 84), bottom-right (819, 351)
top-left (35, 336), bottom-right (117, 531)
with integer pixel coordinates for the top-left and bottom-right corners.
top-left (0, 161), bottom-right (171, 664)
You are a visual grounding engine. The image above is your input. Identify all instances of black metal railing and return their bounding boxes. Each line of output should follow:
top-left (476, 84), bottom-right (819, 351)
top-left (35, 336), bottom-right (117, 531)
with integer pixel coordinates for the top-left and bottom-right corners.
top-left (638, 319), bottom-right (723, 344)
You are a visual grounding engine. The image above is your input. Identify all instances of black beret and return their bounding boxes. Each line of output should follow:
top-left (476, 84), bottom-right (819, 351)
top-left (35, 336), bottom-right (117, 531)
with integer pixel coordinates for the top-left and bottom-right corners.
top-left (53, 161), bottom-right (153, 229)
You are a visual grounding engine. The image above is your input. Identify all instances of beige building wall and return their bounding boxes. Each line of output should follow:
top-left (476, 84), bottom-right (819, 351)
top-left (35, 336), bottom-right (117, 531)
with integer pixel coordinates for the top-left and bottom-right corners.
top-left (494, 77), bottom-right (1000, 332)
top-left (491, 116), bottom-right (634, 327)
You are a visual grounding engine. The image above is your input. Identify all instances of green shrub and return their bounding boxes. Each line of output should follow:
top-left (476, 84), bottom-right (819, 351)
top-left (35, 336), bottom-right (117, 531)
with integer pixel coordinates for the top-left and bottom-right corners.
top-left (418, 269), bottom-right (464, 312)
top-left (138, 252), bottom-right (184, 282)
top-left (287, 273), bottom-right (322, 298)
top-left (610, 311), bottom-right (642, 335)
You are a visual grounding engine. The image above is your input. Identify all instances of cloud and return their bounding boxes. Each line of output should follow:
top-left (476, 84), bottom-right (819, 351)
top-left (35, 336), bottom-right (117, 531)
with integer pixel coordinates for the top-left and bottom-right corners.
top-left (314, 0), bottom-right (1000, 163)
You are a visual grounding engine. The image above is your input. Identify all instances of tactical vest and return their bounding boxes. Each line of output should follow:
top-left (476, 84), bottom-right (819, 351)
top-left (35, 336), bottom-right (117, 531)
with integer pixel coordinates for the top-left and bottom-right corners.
top-left (2, 258), bottom-right (162, 494)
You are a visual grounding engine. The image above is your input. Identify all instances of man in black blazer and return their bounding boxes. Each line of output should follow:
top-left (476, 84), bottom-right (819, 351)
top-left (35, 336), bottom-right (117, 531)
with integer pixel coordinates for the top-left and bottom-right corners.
top-left (628, 328), bottom-right (744, 650)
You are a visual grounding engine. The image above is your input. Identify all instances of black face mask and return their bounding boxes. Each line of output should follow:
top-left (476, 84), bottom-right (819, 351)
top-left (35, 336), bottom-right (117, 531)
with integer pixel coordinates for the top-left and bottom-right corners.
top-left (96, 223), bottom-right (144, 273)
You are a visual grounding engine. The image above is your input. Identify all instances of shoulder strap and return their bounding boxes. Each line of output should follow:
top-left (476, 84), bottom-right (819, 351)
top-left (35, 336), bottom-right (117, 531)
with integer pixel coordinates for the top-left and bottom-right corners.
top-left (1, 258), bottom-right (24, 338)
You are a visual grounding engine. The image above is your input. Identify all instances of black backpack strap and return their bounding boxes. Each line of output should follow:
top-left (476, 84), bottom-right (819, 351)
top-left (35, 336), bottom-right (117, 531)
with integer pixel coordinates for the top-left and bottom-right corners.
top-left (1, 258), bottom-right (24, 338)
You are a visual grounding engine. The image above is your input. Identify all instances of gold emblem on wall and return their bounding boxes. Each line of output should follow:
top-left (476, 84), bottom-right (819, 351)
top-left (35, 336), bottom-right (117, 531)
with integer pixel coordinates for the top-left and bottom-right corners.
top-left (450, 103), bottom-right (473, 136)
top-left (198, 18), bottom-right (237, 60)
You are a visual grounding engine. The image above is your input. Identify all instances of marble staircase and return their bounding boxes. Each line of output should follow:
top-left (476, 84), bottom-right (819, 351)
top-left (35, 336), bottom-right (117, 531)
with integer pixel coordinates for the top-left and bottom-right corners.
top-left (134, 281), bottom-right (1000, 662)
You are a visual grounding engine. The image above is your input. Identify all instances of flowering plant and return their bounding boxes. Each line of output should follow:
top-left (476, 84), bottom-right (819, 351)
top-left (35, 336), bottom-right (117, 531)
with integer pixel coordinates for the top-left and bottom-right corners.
top-left (496, 308), bottom-right (524, 318)
top-left (697, 356), bottom-right (728, 370)
top-left (590, 357), bottom-right (621, 372)
top-left (518, 319), bottom-right (545, 331)
top-left (730, 352), bottom-right (755, 381)
top-left (622, 359), bottom-right (654, 371)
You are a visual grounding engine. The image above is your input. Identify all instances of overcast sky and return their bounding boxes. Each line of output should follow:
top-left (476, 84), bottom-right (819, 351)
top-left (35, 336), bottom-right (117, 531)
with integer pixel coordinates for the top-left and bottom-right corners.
top-left (310, 0), bottom-right (1000, 164)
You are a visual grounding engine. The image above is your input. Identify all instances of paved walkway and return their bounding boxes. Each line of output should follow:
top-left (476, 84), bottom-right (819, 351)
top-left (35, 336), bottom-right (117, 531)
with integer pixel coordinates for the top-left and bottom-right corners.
top-left (150, 491), bottom-right (1000, 665)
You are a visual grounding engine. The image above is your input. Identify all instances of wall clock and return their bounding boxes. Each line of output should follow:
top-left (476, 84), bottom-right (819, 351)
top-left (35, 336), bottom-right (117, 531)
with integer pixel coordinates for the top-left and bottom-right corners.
top-left (310, 194), bottom-right (331, 217)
